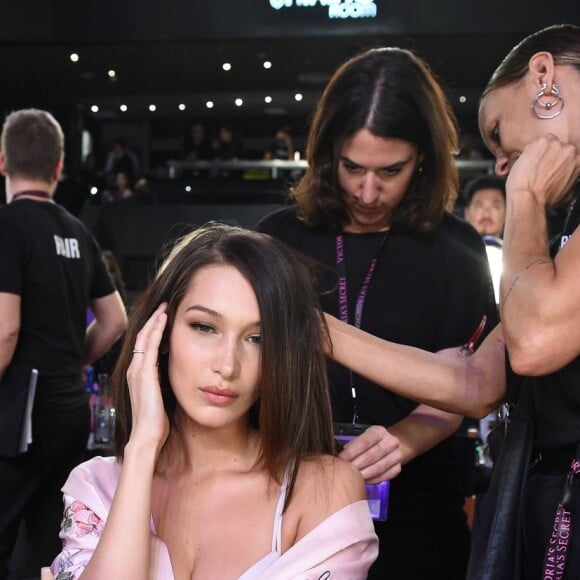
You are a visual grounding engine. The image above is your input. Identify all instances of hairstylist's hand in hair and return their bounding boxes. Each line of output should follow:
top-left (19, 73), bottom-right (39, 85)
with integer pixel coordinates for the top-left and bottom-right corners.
top-left (339, 425), bottom-right (402, 484)
top-left (506, 134), bottom-right (580, 208)
top-left (126, 303), bottom-right (170, 455)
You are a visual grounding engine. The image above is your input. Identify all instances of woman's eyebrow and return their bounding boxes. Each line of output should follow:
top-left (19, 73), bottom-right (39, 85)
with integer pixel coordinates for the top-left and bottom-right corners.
top-left (185, 304), bottom-right (220, 317)
top-left (184, 304), bottom-right (261, 330)
top-left (340, 155), bottom-right (413, 169)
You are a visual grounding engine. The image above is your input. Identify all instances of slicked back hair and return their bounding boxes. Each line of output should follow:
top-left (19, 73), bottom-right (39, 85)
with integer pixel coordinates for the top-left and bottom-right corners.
top-left (482, 24), bottom-right (580, 98)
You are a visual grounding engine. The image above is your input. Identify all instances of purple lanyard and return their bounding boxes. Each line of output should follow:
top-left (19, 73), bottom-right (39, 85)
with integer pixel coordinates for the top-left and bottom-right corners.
top-left (541, 197), bottom-right (580, 579)
top-left (542, 447), bottom-right (580, 579)
top-left (335, 233), bottom-right (387, 423)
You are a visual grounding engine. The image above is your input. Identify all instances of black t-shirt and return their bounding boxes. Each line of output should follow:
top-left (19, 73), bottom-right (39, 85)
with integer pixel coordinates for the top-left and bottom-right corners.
top-left (532, 194), bottom-right (580, 450)
top-left (258, 206), bottom-right (499, 511)
top-left (0, 200), bottom-right (115, 412)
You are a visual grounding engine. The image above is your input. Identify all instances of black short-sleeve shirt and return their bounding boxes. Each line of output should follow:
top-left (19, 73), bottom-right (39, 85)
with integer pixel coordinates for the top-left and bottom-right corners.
top-left (0, 200), bottom-right (115, 410)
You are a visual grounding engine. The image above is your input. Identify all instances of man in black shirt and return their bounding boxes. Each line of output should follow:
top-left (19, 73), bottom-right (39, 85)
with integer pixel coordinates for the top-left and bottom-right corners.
top-left (0, 109), bottom-right (127, 577)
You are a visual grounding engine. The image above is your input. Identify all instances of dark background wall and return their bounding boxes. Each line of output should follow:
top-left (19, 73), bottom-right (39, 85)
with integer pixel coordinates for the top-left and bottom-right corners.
top-left (0, 1), bottom-right (576, 291)
top-left (2, 0), bottom-right (577, 42)
top-left (0, 1), bottom-right (577, 177)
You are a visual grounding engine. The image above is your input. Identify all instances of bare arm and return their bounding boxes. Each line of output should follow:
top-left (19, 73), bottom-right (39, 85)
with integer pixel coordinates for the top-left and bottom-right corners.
top-left (388, 405), bottom-right (462, 465)
top-left (0, 292), bottom-right (20, 380)
top-left (80, 305), bottom-right (169, 579)
top-left (325, 313), bottom-right (506, 419)
top-left (500, 135), bottom-right (580, 375)
top-left (79, 444), bottom-right (158, 579)
top-left (84, 292), bottom-right (127, 367)
top-left (339, 405), bottom-right (461, 484)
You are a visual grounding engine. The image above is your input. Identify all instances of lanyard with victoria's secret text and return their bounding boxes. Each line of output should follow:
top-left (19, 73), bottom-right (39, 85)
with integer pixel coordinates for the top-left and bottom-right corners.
top-left (335, 232), bottom-right (388, 424)
top-left (542, 190), bottom-right (580, 580)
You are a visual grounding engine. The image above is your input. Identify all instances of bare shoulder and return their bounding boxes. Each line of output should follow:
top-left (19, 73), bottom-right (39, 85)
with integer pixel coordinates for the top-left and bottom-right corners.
top-left (292, 454), bottom-right (366, 519)
top-left (282, 454), bottom-right (366, 548)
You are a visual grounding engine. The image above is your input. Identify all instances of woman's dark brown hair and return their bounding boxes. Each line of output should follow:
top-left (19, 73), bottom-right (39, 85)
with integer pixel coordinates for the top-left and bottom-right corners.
top-left (293, 47), bottom-right (459, 233)
top-left (111, 223), bottom-right (335, 505)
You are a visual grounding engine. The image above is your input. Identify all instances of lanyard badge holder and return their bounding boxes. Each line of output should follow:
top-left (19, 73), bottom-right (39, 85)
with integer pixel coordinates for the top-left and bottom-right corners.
top-left (334, 422), bottom-right (390, 521)
top-left (334, 234), bottom-right (390, 521)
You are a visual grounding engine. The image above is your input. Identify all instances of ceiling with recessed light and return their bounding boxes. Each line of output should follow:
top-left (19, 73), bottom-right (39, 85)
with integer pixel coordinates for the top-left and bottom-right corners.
top-left (0, 1), bottom-right (577, 122)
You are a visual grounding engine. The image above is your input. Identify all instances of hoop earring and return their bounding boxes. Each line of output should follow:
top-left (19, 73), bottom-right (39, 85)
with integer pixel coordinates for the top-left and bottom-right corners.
top-left (532, 83), bottom-right (564, 120)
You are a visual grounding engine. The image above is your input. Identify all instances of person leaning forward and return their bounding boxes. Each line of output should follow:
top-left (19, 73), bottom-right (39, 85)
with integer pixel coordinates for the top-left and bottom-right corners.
top-left (322, 24), bottom-right (580, 580)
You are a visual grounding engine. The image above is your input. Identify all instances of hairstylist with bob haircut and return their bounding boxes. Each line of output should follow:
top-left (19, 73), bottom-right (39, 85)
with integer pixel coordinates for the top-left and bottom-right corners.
top-left (258, 47), bottom-right (498, 579)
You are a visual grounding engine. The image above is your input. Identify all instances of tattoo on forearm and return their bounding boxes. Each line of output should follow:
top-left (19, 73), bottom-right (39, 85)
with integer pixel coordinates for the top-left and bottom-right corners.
top-left (500, 258), bottom-right (551, 312)
top-left (524, 258), bottom-right (551, 271)
top-left (500, 275), bottom-right (519, 311)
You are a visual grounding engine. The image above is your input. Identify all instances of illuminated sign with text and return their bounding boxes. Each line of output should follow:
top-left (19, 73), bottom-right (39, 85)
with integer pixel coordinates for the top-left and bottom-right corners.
top-left (269, 0), bottom-right (377, 20)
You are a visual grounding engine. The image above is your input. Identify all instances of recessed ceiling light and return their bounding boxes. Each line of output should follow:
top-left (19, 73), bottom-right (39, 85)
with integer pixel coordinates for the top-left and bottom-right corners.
top-left (90, 186), bottom-right (98, 196)
top-left (264, 95), bottom-right (272, 103)
top-left (206, 100), bottom-right (214, 109)
top-left (90, 105), bottom-right (99, 113)
top-left (185, 185), bottom-right (192, 192)
top-left (222, 62), bottom-right (232, 71)
top-left (69, 53), bottom-right (79, 63)
top-left (263, 61), bottom-right (272, 69)
top-left (107, 69), bottom-right (116, 78)
top-left (119, 104), bottom-right (128, 112)
top-left (459, 95), bottom-right (467, 103)
top-left (235, 98), bottom-right (243, 107)
top-left (294, 93), bottom-right (303, 102)
top-left (149, 104), bottom-right (157, 112)
top-left (178, 103), bottom-right (186, 111)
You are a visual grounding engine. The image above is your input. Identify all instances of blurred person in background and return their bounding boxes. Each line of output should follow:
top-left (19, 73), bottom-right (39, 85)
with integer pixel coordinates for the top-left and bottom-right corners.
top-left (263, 127), bottom-right (295, 160)
top-left (463, 174), bottom-right (506, 239)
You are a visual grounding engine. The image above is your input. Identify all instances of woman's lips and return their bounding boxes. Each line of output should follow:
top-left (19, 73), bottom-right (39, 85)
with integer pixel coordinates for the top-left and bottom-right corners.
top-left (199, 386), bottom-right (238, 406)
top-left (352, 205), bottom-right (383, 217)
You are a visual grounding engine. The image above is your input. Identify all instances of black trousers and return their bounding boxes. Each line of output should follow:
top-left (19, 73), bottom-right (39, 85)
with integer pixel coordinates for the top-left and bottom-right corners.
top-left (0, 405), bottom-right (90, 579)
top-left (522, 467), bottom-right (580, 580)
